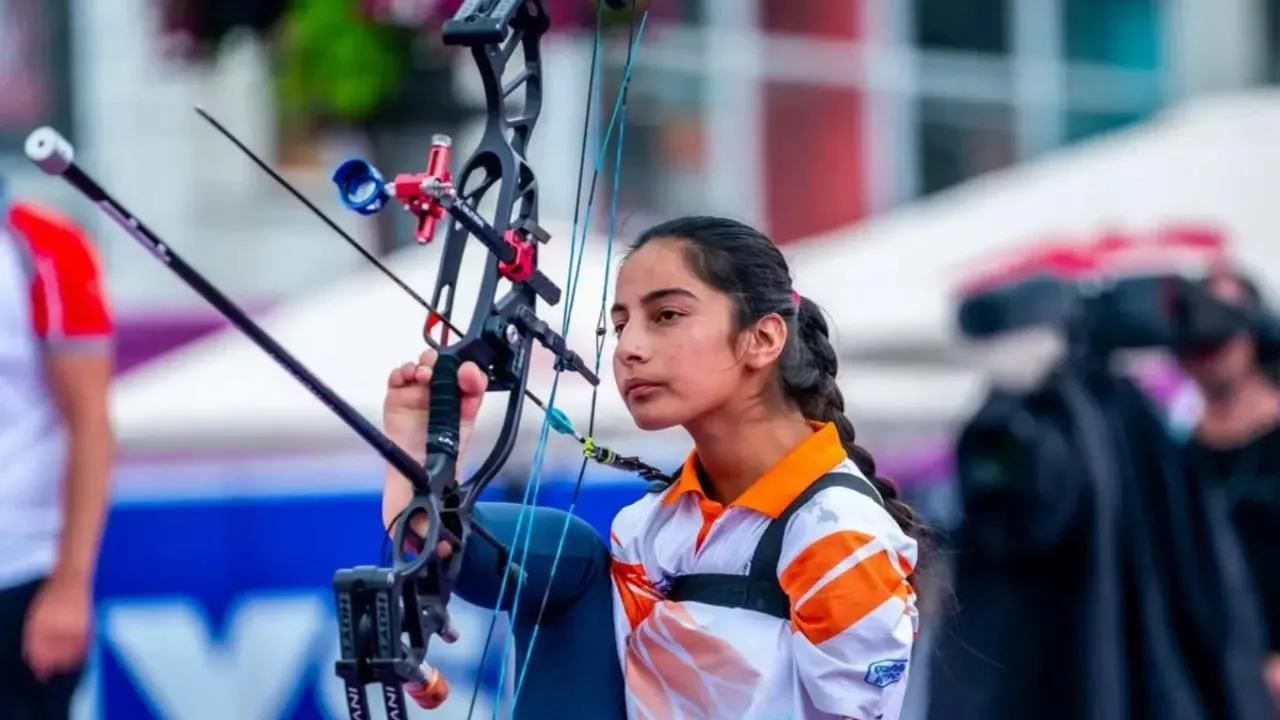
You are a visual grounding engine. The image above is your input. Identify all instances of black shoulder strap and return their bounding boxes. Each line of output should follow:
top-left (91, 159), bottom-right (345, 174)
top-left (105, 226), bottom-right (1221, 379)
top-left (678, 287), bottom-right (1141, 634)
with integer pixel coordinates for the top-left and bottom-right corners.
top-left (645, 469), bottom-right (680, 494)
top-left (665, 471), bottom-right (883, 619)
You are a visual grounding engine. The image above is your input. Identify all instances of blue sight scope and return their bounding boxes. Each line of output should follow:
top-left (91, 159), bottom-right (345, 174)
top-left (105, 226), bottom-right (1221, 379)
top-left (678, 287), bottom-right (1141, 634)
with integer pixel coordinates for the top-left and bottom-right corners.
top-left (331, 158), bottom-right (389, 216)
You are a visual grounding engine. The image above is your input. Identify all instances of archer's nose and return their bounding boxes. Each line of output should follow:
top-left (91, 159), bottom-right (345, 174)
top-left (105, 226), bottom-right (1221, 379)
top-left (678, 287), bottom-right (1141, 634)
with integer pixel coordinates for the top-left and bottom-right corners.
top-left (614, 327), bottom-right (650, 367)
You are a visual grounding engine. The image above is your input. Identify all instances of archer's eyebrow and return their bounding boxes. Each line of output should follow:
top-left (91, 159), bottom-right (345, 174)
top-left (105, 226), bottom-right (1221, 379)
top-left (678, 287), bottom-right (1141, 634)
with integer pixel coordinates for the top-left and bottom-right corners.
top-left (610, 287), bottom-right (699, 316)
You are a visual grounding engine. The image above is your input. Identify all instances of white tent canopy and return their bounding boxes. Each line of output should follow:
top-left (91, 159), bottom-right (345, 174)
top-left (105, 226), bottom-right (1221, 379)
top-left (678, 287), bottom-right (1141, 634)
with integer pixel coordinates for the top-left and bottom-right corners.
top-left (791, 89), bottom-right (1280, 363)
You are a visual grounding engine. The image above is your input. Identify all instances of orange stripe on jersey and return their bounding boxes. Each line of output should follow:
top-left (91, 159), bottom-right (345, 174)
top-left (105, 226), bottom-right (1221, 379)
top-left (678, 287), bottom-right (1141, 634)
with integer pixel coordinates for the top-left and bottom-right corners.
top-left (662, 421), bottom-right (847, 518)
top-left (785, 545), bottom-right (911, 646)
top-left (611, 559), bottom-right (660, 630)
top-left (779, 529), bottom-right (877, 598)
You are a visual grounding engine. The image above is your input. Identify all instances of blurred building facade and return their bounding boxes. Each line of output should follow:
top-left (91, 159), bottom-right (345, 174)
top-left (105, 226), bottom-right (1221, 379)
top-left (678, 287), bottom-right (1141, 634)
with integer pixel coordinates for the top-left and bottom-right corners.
top-left (0, 0), bottom-right (1272, 311)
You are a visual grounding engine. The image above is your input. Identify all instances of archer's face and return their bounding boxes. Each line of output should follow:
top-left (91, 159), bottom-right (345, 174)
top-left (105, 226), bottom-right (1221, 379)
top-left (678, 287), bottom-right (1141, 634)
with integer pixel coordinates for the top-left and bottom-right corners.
top-left (610, 238), bottom-right (745, 431)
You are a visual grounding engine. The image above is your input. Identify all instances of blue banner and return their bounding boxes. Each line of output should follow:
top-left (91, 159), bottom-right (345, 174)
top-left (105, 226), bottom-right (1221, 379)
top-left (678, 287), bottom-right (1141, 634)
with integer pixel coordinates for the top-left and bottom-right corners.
top-left (77, 458), bottom-right (647, 720)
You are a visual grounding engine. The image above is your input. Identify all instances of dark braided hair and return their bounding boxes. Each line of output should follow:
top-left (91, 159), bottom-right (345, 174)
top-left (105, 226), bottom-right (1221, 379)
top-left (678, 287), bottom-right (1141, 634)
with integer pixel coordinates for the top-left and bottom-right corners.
top-left (631, 216), bottom-right (928, 542)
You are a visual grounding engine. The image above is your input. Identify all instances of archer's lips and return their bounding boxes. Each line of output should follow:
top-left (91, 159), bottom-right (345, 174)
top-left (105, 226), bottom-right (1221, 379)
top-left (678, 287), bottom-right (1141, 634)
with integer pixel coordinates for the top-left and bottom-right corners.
top-left (622, 380), bottom-right (664, 402)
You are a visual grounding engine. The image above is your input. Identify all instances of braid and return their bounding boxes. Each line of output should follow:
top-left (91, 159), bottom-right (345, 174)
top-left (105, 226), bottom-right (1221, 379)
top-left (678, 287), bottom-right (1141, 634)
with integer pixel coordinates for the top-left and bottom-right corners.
top-left (785, 297), bottom-right (928, 541)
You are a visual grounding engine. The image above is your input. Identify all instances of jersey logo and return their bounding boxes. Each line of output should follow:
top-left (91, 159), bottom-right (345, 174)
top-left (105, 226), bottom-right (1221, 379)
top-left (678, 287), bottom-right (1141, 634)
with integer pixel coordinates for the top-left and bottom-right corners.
top-left (801, 498), bottom-right (839, 524)
top-left (864, 659), bottom-right (908, 689)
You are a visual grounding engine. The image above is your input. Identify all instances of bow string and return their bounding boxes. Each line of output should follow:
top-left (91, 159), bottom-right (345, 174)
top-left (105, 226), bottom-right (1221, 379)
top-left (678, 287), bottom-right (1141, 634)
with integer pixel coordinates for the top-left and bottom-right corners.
top-left (24, 1), bottom-right (660, 718)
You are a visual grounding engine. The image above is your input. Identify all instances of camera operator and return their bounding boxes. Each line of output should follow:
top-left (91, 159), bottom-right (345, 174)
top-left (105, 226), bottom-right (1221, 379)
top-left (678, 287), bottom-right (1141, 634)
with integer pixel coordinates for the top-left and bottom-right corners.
top-left (929, 244), bottom-right (1277, 720)
top-left (1179, 269), bottom-right (1280, 706)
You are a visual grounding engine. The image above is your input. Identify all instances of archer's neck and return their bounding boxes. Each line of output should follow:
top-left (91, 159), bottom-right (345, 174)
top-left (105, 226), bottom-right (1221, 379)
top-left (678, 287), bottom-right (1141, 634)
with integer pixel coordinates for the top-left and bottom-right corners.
top-left (684, 404), bottom-right (811, 506)
top-left (1197, 373), bottom-right (1280, 448)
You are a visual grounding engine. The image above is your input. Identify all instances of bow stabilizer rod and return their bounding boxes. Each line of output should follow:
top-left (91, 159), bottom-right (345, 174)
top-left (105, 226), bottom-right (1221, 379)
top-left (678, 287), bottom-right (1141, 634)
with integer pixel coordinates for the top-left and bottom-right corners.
top-left (20, 125), bottom-right (528, 719)
top-left (20, 128), bottom-right (437, 497)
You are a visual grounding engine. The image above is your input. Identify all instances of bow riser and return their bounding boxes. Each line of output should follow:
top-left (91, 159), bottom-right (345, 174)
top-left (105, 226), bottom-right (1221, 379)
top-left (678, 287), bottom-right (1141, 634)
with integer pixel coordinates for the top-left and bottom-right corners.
top-left (340, 2), bottom-right (602, 716)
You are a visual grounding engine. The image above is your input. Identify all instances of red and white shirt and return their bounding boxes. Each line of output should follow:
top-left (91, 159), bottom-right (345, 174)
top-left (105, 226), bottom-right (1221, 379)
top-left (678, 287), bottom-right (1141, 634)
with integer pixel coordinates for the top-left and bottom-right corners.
top-left (0, 201), bottom-right (112, 590)
top-left (610, 423), bottom-right (919, 720)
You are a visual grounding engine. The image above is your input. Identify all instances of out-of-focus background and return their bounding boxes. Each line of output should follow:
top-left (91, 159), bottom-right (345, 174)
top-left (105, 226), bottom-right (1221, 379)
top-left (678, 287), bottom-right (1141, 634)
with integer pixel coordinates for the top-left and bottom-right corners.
top-left (6, 0), bottom-right (1280, 717)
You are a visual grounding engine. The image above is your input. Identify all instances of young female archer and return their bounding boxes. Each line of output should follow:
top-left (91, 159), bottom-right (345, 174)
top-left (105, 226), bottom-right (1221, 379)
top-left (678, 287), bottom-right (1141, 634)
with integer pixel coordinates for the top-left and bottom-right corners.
top-left (381, 216), bottom-right (925, 719)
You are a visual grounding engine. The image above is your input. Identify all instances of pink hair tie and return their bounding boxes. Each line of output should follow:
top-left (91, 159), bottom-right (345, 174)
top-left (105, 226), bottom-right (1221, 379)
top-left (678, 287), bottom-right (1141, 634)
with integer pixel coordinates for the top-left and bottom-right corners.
top-left (791, 290), bottom-right (802, 307)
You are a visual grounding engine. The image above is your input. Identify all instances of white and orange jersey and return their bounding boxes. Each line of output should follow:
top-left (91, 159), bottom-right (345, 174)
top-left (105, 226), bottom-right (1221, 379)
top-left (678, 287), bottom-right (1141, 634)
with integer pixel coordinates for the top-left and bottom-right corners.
top-left (609, 422), bottom-right (919, 720)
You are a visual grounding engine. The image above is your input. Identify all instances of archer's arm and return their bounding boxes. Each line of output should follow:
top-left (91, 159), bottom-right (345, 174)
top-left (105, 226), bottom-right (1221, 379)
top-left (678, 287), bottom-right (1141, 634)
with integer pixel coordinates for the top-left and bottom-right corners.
top-left (778, 485), bottom-right (918, 720)
top-left (14, 202), bottom-right (116, 587)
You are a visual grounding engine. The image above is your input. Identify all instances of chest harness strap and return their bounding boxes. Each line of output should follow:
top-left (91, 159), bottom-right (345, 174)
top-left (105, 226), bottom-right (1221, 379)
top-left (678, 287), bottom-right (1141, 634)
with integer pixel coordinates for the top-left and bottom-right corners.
top-left (663, 471), bottom-right (884, 620)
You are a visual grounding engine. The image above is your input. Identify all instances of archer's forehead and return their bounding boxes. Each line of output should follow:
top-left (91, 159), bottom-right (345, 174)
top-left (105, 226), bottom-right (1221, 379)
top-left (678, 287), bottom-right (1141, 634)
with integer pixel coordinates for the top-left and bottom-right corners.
top-left (611, 238), bottom-right (710, 312)
top-left (616, 239), bottom-right (695, 291)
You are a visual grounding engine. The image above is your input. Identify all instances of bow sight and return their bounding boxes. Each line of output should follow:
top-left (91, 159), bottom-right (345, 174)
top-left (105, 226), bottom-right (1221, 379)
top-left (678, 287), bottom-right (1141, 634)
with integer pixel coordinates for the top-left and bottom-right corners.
top-left (26, 0), bottom-right (656, 717)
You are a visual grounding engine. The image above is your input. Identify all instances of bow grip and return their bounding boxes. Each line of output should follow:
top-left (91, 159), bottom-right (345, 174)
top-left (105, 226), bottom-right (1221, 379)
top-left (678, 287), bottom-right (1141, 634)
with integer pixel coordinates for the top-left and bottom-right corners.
top-left (425, 355), bottom-right (463, 486)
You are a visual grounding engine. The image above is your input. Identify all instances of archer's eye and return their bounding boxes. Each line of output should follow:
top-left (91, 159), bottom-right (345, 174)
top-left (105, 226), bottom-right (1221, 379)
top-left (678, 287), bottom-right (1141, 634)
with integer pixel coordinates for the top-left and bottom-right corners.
top-left (654, 309), bottom-right (683, 325)
top-left (612, 322), bottom-right (626, 337)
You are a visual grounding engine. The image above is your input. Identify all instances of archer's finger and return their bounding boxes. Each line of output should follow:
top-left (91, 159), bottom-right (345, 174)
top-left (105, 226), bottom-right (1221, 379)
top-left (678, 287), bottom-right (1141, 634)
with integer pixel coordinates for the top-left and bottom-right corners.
top-left (417, 348), bottom-right (439, 370)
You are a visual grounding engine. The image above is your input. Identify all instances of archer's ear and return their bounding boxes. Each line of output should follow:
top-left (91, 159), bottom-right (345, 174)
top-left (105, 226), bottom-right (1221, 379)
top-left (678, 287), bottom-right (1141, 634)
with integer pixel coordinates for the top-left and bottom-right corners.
top-left (742, 313), bottom-right (788, 371)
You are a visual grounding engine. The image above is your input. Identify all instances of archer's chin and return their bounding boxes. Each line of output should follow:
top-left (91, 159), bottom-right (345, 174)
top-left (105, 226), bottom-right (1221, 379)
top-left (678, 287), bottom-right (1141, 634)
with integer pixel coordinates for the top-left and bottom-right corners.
top-left (626, 403), bottom-right (684, 432)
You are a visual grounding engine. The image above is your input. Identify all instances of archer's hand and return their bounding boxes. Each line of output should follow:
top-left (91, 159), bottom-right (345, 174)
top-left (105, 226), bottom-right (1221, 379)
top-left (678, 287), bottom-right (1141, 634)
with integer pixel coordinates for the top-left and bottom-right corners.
top-left (383, 348), bottom-right (489, 458)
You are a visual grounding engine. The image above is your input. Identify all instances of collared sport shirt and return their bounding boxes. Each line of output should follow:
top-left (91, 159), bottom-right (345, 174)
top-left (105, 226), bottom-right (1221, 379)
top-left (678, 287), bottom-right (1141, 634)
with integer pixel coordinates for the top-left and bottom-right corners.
top-left (609, 422), bottom-right (919, 720)
top-left (0, 201), bottom-right (112, 590)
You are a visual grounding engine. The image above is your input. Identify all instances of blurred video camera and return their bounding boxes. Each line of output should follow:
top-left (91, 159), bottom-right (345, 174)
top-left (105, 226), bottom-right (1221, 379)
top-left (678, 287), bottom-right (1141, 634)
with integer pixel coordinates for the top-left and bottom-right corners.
top-left (955, 226), bottom-right (1280, 359)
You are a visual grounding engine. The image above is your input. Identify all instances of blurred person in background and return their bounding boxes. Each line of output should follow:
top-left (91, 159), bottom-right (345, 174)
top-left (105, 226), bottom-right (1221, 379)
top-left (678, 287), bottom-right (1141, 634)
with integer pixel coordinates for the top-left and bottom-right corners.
top-left (1179, 269), bottom-right (1280, 708)
top-left (930, 243), bottom-right (1275, 720)
top-left (0, 187), bottom-right (115, 719)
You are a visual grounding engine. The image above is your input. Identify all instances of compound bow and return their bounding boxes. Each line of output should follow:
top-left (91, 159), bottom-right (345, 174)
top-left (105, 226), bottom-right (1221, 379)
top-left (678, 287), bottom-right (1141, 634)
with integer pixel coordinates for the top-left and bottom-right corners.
top-left (24, 1), bottom-right (660, 717)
